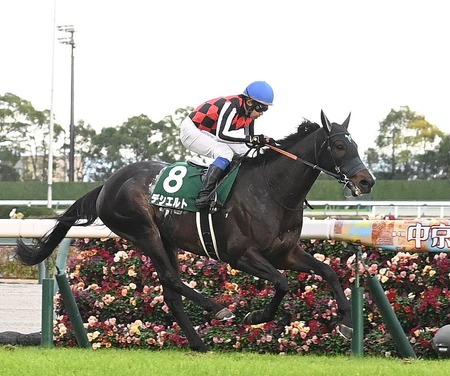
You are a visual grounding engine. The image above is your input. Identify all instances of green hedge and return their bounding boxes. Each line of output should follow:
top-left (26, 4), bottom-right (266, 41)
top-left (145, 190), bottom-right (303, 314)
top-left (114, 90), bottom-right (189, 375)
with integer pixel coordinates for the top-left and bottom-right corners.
top-left (0, 182), bottom-right (100, 200)
top-left (0, 179), bottom-right (448, 201)
top-left (305, 178), bottom-right (450, 200)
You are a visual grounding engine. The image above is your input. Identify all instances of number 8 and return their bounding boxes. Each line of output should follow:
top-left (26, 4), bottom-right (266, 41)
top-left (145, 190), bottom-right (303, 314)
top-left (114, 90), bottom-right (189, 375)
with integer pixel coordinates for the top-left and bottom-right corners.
top-left (163, 166), bottom-right (187, 193)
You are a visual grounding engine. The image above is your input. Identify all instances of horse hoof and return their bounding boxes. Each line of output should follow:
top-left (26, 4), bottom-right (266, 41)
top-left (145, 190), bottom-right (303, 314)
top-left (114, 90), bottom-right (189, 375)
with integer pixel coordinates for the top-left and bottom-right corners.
top-left (215, 308), bottom-right (235, 321)
top-left (337, 324), bottom-right (353, 340)
top-left (243, 311), bottom-right (267, 325)
top-left (243, 312), bottom-right (254, 324)
top-left (190, 344), bottom-right (210, 353)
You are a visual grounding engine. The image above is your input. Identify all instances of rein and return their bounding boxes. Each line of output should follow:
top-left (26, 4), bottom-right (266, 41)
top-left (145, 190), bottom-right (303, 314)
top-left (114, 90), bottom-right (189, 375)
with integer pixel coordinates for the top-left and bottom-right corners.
top-left (267, 134), bottom-right (350, 184)
top-left (267, 144), bottom-right (343, 179)
top-left (262, 129), bottom-right (356, 211)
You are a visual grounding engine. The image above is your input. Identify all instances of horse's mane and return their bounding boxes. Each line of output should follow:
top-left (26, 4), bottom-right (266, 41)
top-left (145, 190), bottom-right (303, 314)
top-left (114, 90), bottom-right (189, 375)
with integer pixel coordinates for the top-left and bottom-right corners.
top-left (241, 119), bottom-right (321, 165)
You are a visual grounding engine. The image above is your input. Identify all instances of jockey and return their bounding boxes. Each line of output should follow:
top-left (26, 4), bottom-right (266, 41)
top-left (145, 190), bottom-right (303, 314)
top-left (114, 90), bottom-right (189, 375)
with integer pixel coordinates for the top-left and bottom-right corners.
top-left (180, 81), bottom-right (275, 209)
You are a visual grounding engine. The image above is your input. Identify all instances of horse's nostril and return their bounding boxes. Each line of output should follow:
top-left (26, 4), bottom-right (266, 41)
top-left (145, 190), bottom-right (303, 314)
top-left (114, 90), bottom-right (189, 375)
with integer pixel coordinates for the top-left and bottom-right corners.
top-left (360, 179), bottom-right (373, 191)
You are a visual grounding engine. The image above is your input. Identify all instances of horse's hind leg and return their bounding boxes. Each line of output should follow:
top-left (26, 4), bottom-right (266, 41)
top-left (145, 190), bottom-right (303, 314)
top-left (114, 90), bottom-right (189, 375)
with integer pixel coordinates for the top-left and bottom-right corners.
top-left (163, 285), bottom-right (211, 352)
top-left (160, 245), bottom-right (209, 352)
top-left (134, 235), bottom-right (233, 351)
top-left (100, 175), bottom-right (231, 350)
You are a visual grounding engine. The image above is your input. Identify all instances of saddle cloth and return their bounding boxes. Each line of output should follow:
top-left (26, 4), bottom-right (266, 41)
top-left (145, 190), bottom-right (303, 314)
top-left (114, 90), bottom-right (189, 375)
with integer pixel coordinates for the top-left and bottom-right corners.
top-left (149, 161), bottom-right (239, 212)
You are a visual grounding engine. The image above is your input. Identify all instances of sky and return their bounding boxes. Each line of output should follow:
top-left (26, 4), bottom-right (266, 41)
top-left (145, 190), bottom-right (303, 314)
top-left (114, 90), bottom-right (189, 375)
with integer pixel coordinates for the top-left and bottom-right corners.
top-left (1, 0), bottom-right (449, 154)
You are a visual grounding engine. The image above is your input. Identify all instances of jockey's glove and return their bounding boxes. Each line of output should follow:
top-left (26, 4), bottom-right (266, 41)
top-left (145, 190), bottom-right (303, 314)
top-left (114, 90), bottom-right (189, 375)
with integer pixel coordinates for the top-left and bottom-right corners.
top-left (247, 134), bottom-right (267, 147)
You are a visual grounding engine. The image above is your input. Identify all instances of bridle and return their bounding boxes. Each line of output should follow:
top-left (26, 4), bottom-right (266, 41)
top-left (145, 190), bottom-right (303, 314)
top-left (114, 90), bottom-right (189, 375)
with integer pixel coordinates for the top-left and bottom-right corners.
top-left (263, 127), bottom-right (365, 210)
top-left (268, 128), bottom-right (363, 184)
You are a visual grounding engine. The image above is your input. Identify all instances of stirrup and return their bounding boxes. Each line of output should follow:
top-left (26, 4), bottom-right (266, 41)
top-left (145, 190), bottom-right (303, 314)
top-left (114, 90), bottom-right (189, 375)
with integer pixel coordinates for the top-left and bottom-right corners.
top-left (195, 192), bottom-right (213, 208)
top-left (196, 193), bottom-right (222, 210)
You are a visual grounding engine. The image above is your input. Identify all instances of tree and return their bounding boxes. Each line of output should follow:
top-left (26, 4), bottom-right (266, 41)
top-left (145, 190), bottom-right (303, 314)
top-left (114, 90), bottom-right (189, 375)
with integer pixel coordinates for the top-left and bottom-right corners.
top-left (0, 93), bottom-right (31, 170)
top-left (71, 120), bottom-right (97, 181)
top-left (83, 107), bottom-right (200, 181)
top-left (87, 127), bottom-right (126, 181)
top-left (117, 107), bottom-right (198, 164)
top-left (155, 107), bottom-right (200, 163)
top-left (431, 135), bottom-right (450, 179)
top-left (0, 164), bottom-right (20, 181)
top-left (367, 106), bottom-right (444, 179)
top-left (0, 92), bottom-right (65, 181)
top-left (118, 114), bottom-right (164, 163)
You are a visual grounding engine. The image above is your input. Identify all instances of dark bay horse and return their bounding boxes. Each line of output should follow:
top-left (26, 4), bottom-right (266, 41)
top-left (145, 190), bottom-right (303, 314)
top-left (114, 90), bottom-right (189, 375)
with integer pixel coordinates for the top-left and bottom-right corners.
top-left (16, 111), bottom-right (375, 352)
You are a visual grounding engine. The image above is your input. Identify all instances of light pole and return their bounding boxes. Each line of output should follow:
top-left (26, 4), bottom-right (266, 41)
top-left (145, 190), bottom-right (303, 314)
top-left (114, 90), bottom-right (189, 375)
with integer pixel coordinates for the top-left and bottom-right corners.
top-left (57, 25), bottom-right (76, 182)
top-left (47, 2), bottom-right (56, 209)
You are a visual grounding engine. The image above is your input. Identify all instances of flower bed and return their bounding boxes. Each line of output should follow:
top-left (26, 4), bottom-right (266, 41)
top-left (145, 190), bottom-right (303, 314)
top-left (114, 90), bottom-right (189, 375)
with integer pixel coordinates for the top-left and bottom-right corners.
top-left (53, 238), bottom-right (450, 357)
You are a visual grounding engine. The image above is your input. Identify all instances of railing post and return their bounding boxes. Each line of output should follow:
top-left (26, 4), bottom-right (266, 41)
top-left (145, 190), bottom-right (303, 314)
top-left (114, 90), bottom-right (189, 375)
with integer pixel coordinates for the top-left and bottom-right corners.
top-left (366, 275), bottom-right (417, 358)
top-left (55, 271), bottom-right (90, 348)
top-left (41, 278), bottom-right (55, 347)
top-left (350, 246), bottom-right (364, 356)
top-left (38, 260), bottom-right (50, 284)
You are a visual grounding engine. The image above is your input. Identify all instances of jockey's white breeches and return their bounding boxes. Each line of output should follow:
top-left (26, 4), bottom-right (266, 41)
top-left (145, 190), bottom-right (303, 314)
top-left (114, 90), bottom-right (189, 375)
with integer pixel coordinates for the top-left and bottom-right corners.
top-left (180, 117), bottom-right (249, 162)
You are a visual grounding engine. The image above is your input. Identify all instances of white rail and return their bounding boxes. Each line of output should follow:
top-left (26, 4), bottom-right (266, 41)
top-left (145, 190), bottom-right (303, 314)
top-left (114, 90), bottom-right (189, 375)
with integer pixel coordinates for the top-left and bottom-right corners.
top-left (0, 200), bottom-right (75, 206)
top-left (1, 218), bottom-right (449, 253)
top-left (2, 200), bottom-right (450, 218)
top-left (303, 200), bottom-right (450, 219)
top-left (0, 219), bottom-right (117, 239)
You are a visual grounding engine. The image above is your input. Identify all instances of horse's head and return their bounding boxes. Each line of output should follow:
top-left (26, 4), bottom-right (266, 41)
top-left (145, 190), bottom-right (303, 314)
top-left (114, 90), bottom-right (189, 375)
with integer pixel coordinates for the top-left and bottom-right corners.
top-left (246, 111), bottom-right (375, 199)
top-left (317, 110), bottom-right (375, 197)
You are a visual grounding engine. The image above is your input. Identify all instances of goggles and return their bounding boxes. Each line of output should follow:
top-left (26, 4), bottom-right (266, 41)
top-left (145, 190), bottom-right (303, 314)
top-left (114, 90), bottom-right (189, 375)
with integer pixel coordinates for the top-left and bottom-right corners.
top-left (253, 102), bottom-right (269, 113)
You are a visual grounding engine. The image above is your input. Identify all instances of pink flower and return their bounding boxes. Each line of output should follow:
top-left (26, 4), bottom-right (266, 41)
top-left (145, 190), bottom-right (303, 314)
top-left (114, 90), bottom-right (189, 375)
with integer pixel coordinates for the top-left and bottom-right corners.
top-left (88, 316), bottom-right (98, 326)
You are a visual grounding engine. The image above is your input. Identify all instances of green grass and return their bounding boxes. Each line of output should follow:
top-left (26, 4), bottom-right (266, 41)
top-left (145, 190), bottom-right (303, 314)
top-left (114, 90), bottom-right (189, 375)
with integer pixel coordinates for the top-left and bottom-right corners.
top-left (1, 348), bottom-right (450, 376)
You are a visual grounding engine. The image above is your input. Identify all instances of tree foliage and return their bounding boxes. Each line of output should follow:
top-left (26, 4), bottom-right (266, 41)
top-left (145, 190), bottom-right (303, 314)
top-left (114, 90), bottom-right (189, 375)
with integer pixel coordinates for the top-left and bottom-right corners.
top-left (2, 93), bottom-right (449, 182)
top-left (0, 93), bottom-right (65, 181)
top-left (365, 106), bottom-right (445, 180)
top-left (0, 93), bottom-right (202, 182)
top-left (80, 107), bottom-right (198, 181)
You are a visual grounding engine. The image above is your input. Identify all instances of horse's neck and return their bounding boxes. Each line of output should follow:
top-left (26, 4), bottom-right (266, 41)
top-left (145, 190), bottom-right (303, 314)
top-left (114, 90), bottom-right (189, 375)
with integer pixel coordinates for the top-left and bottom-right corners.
top-left (266, 137), bottom-right (321, 206)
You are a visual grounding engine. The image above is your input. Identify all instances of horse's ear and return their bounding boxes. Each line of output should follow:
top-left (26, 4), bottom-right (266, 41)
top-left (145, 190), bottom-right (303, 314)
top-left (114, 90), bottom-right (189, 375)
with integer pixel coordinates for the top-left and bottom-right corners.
top-left (320, 110), bottom-right (332, 134)
top-left (342, 112), bottom-right (351, 129)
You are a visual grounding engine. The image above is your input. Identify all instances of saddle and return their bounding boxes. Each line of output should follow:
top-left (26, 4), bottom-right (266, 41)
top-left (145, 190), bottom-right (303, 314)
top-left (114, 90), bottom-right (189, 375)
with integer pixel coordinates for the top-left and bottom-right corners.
top-left (149, 160), bottom-right (240, 212)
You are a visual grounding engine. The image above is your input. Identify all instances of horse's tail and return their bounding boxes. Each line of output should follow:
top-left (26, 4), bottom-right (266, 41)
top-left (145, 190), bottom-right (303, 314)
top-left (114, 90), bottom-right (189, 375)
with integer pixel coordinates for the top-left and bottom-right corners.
top-left (15, 185), bottom-right (103, 266)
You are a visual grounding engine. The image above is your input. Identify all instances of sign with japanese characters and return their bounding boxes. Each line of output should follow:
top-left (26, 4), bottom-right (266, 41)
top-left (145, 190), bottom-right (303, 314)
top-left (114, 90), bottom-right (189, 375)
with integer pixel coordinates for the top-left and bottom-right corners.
top-left (333, 219), bottom-right (450, 252)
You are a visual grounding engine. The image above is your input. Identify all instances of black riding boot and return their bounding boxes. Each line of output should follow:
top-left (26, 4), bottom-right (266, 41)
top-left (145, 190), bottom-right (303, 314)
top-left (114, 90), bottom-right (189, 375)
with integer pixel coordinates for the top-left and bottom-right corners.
top-left (195, 165), bottom-right (226, 209)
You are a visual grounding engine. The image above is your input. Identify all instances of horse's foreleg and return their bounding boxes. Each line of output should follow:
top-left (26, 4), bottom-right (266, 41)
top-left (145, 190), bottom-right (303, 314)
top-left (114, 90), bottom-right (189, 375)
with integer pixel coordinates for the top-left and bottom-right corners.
top-left (316, 261), bottom-right (353, 339)
top-left (275, 244), bottom-right (353, 339)
top-left (231, 247), bottom-right (289, 325)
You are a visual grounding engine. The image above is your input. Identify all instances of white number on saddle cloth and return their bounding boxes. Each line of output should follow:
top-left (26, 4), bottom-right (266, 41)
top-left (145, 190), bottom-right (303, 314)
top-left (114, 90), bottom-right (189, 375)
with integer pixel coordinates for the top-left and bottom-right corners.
top-left (162, 165), bottom-right (188, 194)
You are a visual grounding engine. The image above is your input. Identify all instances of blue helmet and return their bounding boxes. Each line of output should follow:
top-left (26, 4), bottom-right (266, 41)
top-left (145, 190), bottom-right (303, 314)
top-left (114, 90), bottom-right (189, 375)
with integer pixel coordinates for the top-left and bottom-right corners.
top-left (243, 81), bottom-right (274, 105)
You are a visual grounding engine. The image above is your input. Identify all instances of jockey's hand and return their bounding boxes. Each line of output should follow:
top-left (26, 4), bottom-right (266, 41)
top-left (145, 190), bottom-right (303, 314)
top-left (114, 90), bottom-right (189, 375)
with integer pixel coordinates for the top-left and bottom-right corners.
top-left (248, 134), bottom-right (267, 147)
top-left (267, 137), bottom-right (278, 146)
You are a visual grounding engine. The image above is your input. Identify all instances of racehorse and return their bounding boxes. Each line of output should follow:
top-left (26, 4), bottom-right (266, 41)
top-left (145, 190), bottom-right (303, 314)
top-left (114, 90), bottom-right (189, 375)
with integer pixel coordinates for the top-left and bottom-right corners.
top-left (16, 110), bottom-right (375, 352)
